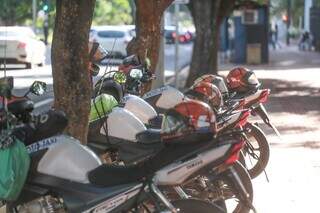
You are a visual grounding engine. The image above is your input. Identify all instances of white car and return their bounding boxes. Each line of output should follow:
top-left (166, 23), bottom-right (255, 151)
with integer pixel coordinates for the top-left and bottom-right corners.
top-left (90, 25), bottom-right (135, 59)
top-left (0, 26), bottom-right (46, 69)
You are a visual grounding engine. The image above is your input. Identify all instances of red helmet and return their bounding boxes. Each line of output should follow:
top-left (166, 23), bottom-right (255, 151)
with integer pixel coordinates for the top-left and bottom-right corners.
top-left (161, 99), bottom-right (217, 143)
top-left (194, 74), bottom-right (229, 96)
top-left (226, 67), bottom-right (260, 92)
top-left (188, 82), bottom-right (223, 110)
top-left (194, 74), bottom-right (216, 84)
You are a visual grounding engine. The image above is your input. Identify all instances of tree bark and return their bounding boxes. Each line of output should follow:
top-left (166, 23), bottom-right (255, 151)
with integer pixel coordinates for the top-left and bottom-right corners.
top-left (186, 0), bottom-right (221, 87)
top-left (127, 0), bottom-right (173, 93)
top-left (52, 0), bottom-right (95, 144)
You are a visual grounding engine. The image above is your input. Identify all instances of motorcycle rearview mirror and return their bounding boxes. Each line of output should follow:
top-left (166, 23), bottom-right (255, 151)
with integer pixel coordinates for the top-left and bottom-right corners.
top-left (28, 81), bottom-right (47, 96)
top-left (113, 72), bottom-right (127, 84)
top-left (0, 76), bottom-right (14, 98)
top-left (122, 55), bottom-right (140, 66)
top-left (91, 63), bottom-right (100, 77)
top-left (129, 69), bottom-right (143, 80)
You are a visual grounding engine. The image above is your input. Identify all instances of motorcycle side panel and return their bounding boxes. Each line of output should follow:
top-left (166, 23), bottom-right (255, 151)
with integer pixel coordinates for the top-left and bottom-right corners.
top-left (143, 86), bottom-right (185, 110)
top-left (37, 135), bottom-right (102, 183)
top-left (26, 173), bottom-right (143, 213)
top-left (122, 94), bottom-right (157, 124)
top-left (101, 107), bottom-right (147, 142)
top-left (154, 144), bottom-right (231, 185)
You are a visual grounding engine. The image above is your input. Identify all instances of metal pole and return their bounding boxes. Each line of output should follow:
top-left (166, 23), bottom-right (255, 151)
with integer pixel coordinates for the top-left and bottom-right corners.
top-left (174, 3), bottom-right (180, 88)
top-left (286, 0), bottom-right (291, 45)
top-left (32, 0), bottom-right (37, 31)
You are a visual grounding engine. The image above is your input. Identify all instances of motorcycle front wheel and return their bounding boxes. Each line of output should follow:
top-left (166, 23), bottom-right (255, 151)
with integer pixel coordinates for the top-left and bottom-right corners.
top-left (240, 123), bottom-right (270, 179)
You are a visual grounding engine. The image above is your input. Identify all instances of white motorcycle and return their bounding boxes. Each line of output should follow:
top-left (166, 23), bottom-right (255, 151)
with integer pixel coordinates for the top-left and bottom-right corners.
top-left (3, 112), bottom-right (251, 213)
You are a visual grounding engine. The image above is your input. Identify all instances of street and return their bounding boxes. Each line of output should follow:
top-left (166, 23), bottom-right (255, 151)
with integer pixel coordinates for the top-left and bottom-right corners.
top-left (0, 43), bottom-right (193, 113)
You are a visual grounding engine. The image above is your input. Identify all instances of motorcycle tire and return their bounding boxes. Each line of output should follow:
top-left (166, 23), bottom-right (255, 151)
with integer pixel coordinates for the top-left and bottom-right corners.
top-left (240, 123), bottom-right (270, 179)
top-left (172, 199), bottom-right (226, 213)
top-left (219, 161), bottom-right (253, 213)
top-left (180, 162), bottom-right (253, 213)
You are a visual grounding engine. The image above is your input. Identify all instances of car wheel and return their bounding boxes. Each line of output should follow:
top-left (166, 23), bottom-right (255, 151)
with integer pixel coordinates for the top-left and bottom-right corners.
top-left (25, 63), bottom-right (32, 69)
top-left (38, 62), bottom-right (44, 67)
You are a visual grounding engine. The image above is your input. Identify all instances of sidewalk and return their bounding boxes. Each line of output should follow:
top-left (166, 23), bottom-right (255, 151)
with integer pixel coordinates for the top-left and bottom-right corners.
top-left (224, 46), bottom-right (320, 212)
top-left (175, 45), bottom-right (320, 212)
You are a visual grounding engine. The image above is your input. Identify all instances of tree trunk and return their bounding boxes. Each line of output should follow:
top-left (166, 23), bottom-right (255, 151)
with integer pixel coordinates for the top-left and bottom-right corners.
top-left (186, 0), bottom-right (221, 87)
top-left (127, 0), bottom-right (173, 93)
top-left (52, 0), bottom-right (95, 144)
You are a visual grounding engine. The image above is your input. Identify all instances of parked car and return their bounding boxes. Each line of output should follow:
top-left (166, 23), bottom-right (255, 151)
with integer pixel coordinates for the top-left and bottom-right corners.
top-left (164, 25), bottom-right (193, 44)
top-left (0, 26), bottom-right (46, 69)
top-left (90, 25), bottom-right (135, 59)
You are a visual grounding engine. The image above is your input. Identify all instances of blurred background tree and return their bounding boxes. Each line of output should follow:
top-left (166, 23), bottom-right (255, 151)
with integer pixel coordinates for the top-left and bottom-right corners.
top-left (0, 0), bottom-right (37, 25)
top-left (0, 0), bottom-right (132, 26)
top-left (271, 0), bottom-right (303, 28)
top-left (93, 0), bottom-right (133, 25)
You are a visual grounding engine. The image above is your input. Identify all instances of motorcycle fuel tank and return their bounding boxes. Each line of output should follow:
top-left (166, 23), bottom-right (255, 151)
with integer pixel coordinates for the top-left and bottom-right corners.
top-left (122, 94), bottom-right (157, 125)
top-left (100, 107), bottom-right (147, 142)
top-left (37, 135), bottom-right (102, 183)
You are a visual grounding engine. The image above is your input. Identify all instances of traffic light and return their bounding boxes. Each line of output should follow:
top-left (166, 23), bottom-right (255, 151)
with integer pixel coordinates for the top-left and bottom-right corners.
top-left (43, 4), bottom-right (48, 12)
top-left (42, 0), bottom-right (49, 12)
top-left (282, 14), bottom-right (288, 22)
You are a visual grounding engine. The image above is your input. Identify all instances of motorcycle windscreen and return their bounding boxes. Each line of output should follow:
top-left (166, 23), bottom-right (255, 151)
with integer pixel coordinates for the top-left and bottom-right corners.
top-left (37, 135), bottom-right (101, 183)
top-left (101, 107), bottom-right (147, 142)
top-left (123, 94), bottom-right (157, 124)
top-left (142, 86), bottom-right (185, 110)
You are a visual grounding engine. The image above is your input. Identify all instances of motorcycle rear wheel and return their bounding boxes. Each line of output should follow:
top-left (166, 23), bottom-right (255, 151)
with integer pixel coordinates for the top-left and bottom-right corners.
top-left (180, 161), bottom-right (253, 213)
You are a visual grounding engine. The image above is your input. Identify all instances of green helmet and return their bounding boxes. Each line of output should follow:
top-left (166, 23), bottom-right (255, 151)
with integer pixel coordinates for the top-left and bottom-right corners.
top-left (89, 94), bottom-right (118, 122)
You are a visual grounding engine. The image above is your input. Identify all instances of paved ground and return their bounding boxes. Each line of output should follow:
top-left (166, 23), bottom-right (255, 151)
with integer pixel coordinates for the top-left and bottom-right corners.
top-left (221, 46), bottom-right (320, 212)
top-left (173, 44), bottom-right (320, 212)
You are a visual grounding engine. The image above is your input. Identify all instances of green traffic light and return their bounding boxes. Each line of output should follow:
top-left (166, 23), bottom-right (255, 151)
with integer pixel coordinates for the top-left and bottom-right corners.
top-left (43, 5), bottom-right (49, 11)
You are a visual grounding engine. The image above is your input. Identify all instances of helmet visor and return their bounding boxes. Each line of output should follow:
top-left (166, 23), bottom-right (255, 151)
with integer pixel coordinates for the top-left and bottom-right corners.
top-left (247, 72), bottom-right (259, 85)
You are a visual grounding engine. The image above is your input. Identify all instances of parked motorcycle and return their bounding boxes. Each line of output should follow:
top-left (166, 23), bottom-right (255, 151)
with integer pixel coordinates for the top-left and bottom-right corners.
top-left (190, 68), bottom-right (280, 179)
top-left (0, 76), bottom-right (256, 213)
top-left (122, 62), bottom-right (275, 179)
top-left (93, 64), bottom-right (269, 179)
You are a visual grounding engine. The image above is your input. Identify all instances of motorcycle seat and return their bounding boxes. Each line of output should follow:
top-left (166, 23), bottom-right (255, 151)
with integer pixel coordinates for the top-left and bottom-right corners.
top-left (8, 99), bottom-right (34, 115)
top-left (136, 128), bottom-right (161, 144)
top-left (88, 164), bottom-right (148, 187)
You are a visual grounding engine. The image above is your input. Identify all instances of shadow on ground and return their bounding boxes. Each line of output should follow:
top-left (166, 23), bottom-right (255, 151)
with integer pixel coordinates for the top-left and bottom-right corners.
top-left (258, 77), bottom-right (320, 148)
top-left (262, 78), bottom-right (320, 115)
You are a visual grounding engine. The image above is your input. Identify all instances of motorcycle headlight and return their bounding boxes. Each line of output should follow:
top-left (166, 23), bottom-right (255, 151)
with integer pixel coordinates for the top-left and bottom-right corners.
top-left (113, 72), bottom-right (127, 84)
top-left (129, 69), bottom-right (143, 80)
